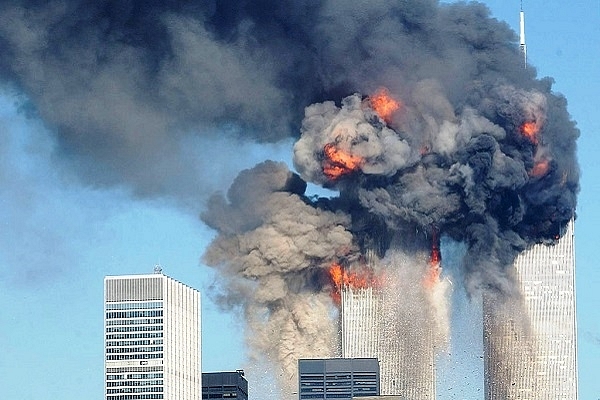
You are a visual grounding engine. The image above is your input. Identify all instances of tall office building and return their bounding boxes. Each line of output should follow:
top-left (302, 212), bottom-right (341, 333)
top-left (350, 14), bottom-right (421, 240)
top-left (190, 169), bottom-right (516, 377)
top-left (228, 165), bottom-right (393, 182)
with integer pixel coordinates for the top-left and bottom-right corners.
top-left (104, 272), bottom-right (201, 400)
top-left (340, 287), bottom-right (380, 361)
top-left (298, 358), bottom-right (380, 399)
top-left (341, 285), bottom-right (435, 398)
top-left (202, 370), bottom-right (249, 400)
top-left (483, 220), bottom-right (578, 399)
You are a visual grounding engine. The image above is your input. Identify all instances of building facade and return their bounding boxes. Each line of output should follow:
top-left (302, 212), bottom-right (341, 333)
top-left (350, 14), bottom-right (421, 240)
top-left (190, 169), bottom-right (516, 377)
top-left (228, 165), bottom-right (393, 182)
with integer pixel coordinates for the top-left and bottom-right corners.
top-left (341, 286), bottom-right (435, 398)
top-left (104, 272), bottom-right (201, 400)
top-left (483, 221), bottom-right (578, 399)
top-left (341, 287), bottom-right (380, 363)
top-left (202, 370), bottom-right (248, 400)
top-left (298, 358), bottom-right (379, 399)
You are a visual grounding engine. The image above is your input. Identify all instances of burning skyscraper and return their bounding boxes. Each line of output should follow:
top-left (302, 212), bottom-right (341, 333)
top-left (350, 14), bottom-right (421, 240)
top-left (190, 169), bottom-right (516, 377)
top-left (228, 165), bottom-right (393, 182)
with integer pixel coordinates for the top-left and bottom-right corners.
top-left (202, 75), bottom-right (578, 397)
top-left (483, 219), bottom-right (578, 399)
top-left (340, 281), bottom-right (437, 398)
top-left (0, 0), bottom-right (581, 399)
top-left (335, 231), bottom-right (446, 398)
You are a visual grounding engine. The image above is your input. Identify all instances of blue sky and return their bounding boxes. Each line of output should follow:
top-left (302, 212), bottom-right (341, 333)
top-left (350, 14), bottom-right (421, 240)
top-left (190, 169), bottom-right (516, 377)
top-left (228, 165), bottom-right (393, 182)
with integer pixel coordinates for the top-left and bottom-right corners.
top-left (0, 1), bottom-right (598, 399)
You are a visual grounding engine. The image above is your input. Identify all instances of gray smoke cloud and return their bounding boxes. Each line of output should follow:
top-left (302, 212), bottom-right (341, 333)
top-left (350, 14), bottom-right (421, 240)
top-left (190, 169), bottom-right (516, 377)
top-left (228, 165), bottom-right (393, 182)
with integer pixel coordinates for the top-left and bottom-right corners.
top-left (0, 0), bottom-right (579, 397)
top-left (202, 161), bottom-right (351, 394)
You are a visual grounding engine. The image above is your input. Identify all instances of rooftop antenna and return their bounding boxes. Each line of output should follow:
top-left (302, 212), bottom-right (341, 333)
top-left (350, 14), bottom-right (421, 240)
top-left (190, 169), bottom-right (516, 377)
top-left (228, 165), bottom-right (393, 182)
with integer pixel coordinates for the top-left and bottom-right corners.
top-left (519, 0), bottom-right (527, 67)
top-left (154, 264), bottom-right (163, 274)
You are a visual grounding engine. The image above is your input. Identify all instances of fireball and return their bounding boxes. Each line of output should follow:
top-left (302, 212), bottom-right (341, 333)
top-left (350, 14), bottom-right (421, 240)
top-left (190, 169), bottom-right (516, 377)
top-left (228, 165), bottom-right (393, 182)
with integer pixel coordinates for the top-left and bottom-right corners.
top-left (322, 143), bottom-right (364, 180)
top-left (368, 87), bottom-right (401, 123)
top-left (520, 121), bottom-right (541, 144)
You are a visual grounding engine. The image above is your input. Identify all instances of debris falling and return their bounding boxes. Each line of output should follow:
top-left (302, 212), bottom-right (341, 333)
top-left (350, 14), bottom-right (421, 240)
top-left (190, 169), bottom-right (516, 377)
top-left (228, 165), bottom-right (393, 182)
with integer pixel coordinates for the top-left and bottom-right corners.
top-left (0, 0), bottom-right (579, 398)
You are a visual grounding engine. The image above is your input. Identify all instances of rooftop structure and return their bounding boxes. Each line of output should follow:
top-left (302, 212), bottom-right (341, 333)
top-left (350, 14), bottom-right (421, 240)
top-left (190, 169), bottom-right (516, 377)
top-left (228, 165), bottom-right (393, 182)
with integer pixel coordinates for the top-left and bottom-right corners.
top-left (202, 370), bottom-right (248, 400)
top-left (298, 358), bottom-right (380, 399)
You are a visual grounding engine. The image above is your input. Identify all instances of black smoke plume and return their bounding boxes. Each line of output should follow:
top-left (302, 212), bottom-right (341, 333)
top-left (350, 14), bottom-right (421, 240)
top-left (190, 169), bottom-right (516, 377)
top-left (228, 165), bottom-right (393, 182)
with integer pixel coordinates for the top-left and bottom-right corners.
top-left (0, 0), bottom-right (579, 397)
top-left (0, 1), bottom-right (575, 199)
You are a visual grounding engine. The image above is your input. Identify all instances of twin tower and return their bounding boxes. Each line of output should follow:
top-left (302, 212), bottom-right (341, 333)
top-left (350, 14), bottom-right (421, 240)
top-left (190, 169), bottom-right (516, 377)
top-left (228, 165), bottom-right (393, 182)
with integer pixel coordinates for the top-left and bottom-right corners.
top-left (338, 221), bottom-right (577, 399)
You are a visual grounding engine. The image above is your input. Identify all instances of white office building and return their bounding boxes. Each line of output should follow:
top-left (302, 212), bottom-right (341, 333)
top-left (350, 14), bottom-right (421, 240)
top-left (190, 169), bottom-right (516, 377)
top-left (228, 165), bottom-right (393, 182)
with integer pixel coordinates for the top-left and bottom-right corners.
top-left (484, 220), bottom-right (578, 399)
top-left (104, 272), bottom-right (201, 400)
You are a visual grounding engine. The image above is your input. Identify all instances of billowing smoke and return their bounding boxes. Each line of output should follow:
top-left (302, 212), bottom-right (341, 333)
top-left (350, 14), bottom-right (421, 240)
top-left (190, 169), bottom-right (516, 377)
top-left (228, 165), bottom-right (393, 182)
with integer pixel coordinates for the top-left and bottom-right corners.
top-left (293, 80), bottom-right (577, 295)
top-left (0, 1), bottom-right (576, 200)
top-left (200, 1), bottom-right (576, 395)
top-left (202, 161), bottom-right (352, 394)
top-left (0, 0), bottom-right (578, 398)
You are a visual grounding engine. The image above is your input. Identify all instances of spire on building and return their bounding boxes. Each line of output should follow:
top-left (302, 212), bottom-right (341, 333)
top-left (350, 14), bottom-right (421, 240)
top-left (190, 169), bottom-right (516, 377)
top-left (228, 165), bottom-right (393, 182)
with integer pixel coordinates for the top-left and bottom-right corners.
top-left (520, 0), bottom-right (527, 67)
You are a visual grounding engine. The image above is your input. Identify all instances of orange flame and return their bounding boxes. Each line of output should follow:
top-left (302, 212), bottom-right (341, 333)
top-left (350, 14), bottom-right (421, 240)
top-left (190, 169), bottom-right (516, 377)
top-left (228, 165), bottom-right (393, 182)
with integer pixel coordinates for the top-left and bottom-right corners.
top-left (369, 88), bottom-right (401, 123)
top-left (328, 263), bottom-right (380, 304)
top-left (424, 229), bottom-right (442, 289)
top-left (520, 121), bottom-right (540, 144)
top-left (323, 143), bottom-right (364, 180)
top-left (530, 158), bottom-right (550, 177)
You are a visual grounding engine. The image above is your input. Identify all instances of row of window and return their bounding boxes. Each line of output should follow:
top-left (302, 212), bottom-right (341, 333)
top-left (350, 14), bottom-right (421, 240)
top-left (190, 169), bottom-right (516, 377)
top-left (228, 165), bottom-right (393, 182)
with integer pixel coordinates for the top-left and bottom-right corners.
top-left (106, 326), bottom-right (163, 333)
top-left (107, 340), bottom-right (163, 347)
top-left (130, 373), bottom-right (163, 380)
top-left (107, 373), bottom-right (163, 381)
top-left (107, 333), bottom-right (163, 340)
top-left (106, 354), bottom-right (163, 361)
top-left (301, 375), bottom-right (377, 381)
top-left (300, 387), bottom-right (377, 393)
top-left (107, 346), bottom-right (163, 354)
top-left (106, 302), bottom-right (163, 310)
top-left (107, 311), bottom-right (163, 319)
top-left (301, 381), bottom-right (378, 388)
top-left (107, 387), bottom-right (163, 394)
top-left (106, 319), bottom-right (163, 326)
top-left (107, 395), bottom-right (163, 400)
top-left (204, 386), bottom-right (239, 392)
top-left (303, 374), bottom-right (376, 379)
top-left (107, 366), bottom-right (163, 374)
top-left (107, 380), bottom-right (163, 387)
